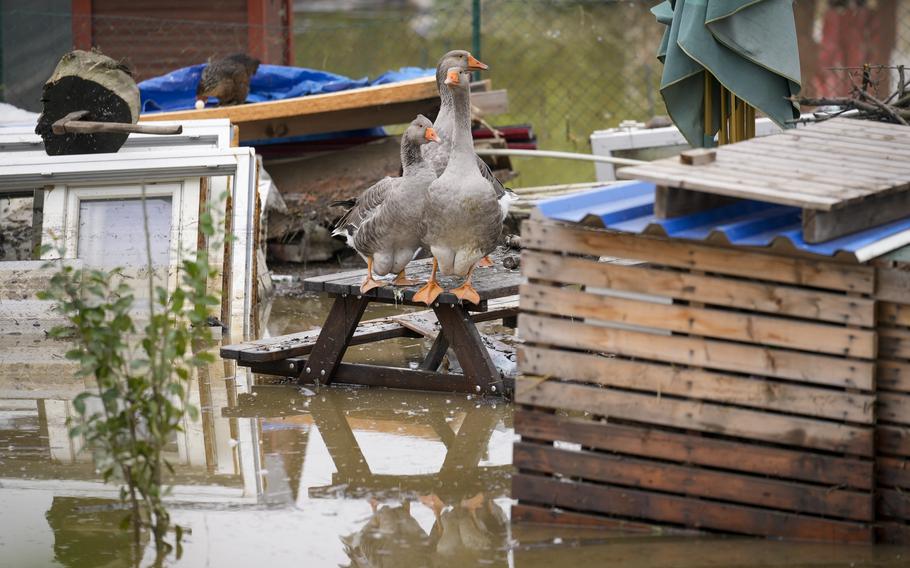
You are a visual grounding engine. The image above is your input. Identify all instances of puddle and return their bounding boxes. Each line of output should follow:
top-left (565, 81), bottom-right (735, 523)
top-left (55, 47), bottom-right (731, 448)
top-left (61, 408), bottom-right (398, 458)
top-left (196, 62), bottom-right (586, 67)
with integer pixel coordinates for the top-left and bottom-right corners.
top-left (1, 283), bottom-right (909, 566)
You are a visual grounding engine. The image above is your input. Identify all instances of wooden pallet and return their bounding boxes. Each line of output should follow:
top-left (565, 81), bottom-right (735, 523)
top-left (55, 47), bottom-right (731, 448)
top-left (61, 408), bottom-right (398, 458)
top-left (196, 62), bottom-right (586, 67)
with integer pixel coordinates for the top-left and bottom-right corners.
top-left (617, 118), bottom-right (910, 243)
top-left (513, 218), bottom-right (877, 542)
top-left (873, 262), bottom-right (910, 544)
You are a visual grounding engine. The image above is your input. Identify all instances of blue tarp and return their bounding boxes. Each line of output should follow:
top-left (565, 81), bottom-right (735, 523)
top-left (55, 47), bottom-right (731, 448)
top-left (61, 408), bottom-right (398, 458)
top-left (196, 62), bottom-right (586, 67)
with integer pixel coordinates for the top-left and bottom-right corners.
top-left (139, 64), bottom-right (434, 113)
top-left (537, 181), bottom-right (910, 262)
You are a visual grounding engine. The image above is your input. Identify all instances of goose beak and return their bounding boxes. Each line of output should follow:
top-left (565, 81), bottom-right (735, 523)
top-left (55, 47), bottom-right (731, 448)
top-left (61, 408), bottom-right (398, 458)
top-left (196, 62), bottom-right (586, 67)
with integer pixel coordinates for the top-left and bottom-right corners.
top-left (444, 70), bottom-right (460, 85)
top-left (467, 55), bottom-right (488, 71)
top-left (425, 127), bottom-right (440, 143)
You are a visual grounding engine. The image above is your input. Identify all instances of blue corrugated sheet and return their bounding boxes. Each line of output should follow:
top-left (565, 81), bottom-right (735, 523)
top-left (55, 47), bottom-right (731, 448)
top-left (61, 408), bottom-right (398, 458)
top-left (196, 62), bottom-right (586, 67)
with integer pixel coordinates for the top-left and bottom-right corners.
top-left (536, 181), bottom-right (910, 261)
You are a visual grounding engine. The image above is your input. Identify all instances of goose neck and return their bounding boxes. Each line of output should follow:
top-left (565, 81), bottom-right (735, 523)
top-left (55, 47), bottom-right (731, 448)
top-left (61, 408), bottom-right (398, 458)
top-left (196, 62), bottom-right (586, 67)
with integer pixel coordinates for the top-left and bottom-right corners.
top-left (448, 86), bottom-right (477, 171)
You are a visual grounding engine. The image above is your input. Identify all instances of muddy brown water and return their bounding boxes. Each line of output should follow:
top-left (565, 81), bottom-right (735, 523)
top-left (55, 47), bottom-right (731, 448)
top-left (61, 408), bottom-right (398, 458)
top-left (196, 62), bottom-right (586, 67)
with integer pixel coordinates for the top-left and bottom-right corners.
top-left (2, 284), bottom-right (910, 567)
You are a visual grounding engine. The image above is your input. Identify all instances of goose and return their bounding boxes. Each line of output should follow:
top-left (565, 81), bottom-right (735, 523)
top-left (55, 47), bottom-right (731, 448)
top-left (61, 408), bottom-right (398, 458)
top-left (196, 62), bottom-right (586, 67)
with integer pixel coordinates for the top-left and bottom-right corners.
top-left (331, 115), bottom-right (440, 293)
top-left (413, 68), bottom-right (502, 306)
top-left (422, 50), bottom-right (518, 267)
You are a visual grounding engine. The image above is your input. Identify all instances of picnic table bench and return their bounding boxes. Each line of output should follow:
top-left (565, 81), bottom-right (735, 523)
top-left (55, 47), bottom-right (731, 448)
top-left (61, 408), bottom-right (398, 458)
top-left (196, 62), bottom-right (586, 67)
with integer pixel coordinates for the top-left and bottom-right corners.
top-left (221, 249), bottom-right (522, 397)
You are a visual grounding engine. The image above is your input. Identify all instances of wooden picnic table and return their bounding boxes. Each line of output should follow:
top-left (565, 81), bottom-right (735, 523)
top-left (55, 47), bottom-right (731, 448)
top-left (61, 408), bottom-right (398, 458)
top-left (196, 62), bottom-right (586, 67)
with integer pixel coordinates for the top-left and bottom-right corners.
top-left (221, 249), bottom-right (522, 397)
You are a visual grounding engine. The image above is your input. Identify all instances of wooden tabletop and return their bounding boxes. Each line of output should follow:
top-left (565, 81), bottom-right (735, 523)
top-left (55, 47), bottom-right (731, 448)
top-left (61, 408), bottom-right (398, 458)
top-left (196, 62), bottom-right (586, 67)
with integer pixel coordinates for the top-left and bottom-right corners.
top-left (617, 117), bottom-right (910, 211)
top-left (303, 249), bottom-right (522, 308)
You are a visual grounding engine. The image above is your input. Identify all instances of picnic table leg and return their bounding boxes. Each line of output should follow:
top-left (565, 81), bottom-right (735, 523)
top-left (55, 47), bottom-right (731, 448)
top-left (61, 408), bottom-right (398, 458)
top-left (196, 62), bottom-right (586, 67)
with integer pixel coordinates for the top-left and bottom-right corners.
top-left (298, 294), bottom-right (369, 386)
top-left (309, 395), bottom-right (371, 481)
top-left (419, 333), bottom-right (450, 371)
top-left (434, 304), bottom-right (503, 395)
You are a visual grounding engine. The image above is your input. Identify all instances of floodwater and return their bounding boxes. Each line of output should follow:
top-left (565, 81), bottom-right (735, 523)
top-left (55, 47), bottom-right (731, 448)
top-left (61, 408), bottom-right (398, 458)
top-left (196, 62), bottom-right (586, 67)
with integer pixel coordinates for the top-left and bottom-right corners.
top-left (3, 286), bottom-right (910, 567)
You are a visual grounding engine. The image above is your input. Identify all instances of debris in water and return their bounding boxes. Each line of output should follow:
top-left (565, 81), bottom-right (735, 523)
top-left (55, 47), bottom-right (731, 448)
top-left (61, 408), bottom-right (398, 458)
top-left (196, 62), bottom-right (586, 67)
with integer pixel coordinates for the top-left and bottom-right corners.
top-left (228, 438), bottom-right (239, 447)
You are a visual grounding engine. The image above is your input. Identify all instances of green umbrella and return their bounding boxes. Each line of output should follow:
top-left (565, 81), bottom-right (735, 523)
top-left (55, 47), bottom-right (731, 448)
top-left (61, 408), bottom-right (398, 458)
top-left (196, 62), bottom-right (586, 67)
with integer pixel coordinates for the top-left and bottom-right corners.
top-left (652, 0), bottom-right (801, 147)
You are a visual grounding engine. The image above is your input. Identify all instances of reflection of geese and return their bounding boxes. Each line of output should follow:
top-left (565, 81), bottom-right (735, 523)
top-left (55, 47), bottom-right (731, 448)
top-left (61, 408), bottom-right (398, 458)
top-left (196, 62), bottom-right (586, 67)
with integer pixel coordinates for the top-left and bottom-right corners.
top-left (425, 493), bottom-right (508, 565)
top-left (341, 500), bottom-right (433, 568)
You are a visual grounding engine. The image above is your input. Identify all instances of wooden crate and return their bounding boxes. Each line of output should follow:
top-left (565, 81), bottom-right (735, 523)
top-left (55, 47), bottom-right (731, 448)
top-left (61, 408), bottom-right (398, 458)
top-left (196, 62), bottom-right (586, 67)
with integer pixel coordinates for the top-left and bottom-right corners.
top-left (873, 261), bottom-right (910, 544)
top-left (513, 218), bottom-right (877, 543)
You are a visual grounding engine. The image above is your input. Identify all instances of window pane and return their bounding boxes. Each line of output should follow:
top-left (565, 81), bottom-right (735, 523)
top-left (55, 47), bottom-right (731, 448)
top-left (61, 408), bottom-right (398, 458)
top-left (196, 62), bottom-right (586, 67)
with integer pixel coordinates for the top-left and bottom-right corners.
top-left (77, 198), bottom-right (172, 297)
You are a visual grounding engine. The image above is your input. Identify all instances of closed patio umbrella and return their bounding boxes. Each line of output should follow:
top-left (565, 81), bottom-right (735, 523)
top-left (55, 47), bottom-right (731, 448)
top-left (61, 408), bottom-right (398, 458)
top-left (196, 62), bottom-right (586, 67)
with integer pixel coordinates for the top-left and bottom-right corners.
top-left (652, 0), bottom-right (802, 147)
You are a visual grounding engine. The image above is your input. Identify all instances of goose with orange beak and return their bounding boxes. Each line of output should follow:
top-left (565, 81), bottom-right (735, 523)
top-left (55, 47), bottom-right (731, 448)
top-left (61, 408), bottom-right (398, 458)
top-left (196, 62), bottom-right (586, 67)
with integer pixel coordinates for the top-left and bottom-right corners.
top-left (332, 115), bottom-right (440, 293)
top-left (421, 51), bottom-right (517, 256)
top-left (413, 68), bottom-right (502, 306)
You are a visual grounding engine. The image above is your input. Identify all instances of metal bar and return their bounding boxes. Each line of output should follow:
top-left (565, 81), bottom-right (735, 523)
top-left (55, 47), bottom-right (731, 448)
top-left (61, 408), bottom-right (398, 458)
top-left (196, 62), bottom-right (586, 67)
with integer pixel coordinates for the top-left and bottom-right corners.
top-left (472, 0), bottom-right (482, 81)
top-left (474, 148), bottom-right (646, 166)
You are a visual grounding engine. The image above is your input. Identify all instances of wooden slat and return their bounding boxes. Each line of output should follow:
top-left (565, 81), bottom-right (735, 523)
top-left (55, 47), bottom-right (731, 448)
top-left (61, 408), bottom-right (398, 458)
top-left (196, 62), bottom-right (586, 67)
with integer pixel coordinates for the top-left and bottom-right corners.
top-left (515, 379), bottom-right (873, 455)
top-left (514, 443), bottom-right (872, 520)
top-left (514, 410), bottom-right (873, 489)
top-left (878, 301), bottom-right (910, 327)
top-left (522, 219), bottom-right (874, 294)
top-left (518, 346), bottom-right (873, 423)
top-left (880, 392), bottom-right (910, 426)
top-left (876, 266), bottom-right (910, 303)
top-left (878, 360), bottom-right (910, 393)
top-left (742, 136), bottom-right (910, 176)
top-left (512, 474), bottom-right (873, 543)
top-left (522, 251), bottom-right (874, 326)
top-left (877, 425), bottom-right (910, 458)
top-left (803, 190), bottom-right (910, 243)
top-left (880, 327), bottom-right (910, 360)
top-left (877, 456), bottom-right (910, 489)
top-left (510, 503), bottom-right (659, 532)
top-left (520, 314), bottom-right (875, 390)
top-left (521, 283), bottom-right (876, 358)
top-left (878, 489), bottom-right (910, 521)
top-left (876, 522), bottom-right (910, 545)
top-left (721, 141), bottom-right (910, 181)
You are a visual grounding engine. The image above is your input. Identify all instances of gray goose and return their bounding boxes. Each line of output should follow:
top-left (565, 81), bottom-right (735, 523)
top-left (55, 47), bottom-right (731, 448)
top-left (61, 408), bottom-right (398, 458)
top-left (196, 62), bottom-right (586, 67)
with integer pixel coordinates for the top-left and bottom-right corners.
top-left (422, 50), bottom-right (517, 262)
top-left (332, 115), bottom-right (440, 292)
top-left (413, 68), bottom-right (502, 306)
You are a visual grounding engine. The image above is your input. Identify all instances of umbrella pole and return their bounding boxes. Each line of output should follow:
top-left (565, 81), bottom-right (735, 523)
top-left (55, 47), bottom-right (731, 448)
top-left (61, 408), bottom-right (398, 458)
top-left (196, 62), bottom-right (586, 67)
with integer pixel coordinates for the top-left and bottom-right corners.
top-left (704, 71), bottom-right (714, 146)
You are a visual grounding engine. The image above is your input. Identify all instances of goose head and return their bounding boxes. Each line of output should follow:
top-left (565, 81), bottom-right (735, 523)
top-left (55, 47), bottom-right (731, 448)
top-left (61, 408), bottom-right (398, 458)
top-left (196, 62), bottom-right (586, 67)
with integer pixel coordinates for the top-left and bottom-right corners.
top-left (443, 67), bottom-right (473, 93)
top-left (435, 50), bottom-right (488, 87)
top-left (404, 114), bottom-right (441, 145)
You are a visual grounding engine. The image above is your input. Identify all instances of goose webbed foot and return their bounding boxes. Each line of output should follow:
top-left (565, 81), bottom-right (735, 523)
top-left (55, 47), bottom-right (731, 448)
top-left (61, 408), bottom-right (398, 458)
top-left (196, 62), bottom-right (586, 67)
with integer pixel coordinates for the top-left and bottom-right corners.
top-left (450, 265), bottom-right (480, 305)
top-left (478, 255), bottom-right (494, 268)
top-left (391, 270), bottom-right (422, 287)
top-left (413, 258), bottom-right (444, 305)
top-left (360, 258), bottom-right (386, 294)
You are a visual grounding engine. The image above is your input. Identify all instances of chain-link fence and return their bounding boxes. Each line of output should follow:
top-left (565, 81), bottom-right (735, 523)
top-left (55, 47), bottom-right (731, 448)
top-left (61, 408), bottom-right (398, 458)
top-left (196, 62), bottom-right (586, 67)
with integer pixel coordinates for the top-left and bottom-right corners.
top-left (3, 1), bottom-right (910, 187)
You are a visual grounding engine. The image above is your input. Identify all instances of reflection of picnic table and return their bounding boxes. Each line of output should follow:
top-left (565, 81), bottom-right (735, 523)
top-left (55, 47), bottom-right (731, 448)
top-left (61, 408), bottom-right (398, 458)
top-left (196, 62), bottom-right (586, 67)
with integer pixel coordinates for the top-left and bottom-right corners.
top-left (223, 387), bottom-right (511, 502)
top-left (221, 250), bottom-right (521, 397)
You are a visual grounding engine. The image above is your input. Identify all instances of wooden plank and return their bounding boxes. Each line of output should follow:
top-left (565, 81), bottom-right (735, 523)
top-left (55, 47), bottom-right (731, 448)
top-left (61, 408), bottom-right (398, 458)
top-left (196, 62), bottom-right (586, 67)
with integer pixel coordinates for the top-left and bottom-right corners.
top-left (876, 266), bottom-right (910, 303)
top-left (878, 301), bottom-right (910, 327)
top-left (878, 360), bottom-right (910, 393)
top-left (514, 443), bottom-right (872, 520)
top-left (803, 189), bottom-right (910, 243)
top-left (655, 185), bottom-right (739, 219)
top-left (876, 522), bottom-right (910, 545)
top-left (720, 142), bottom-right (910, 181)
top-left (520, 314), bottom-right (875, 390)
top-left (221, 320), bottom-right (410, 362)
top-left (142, 76), bottom-right (437, 123)
top-left (510, 503), bottom-right (659, 532)
top-left (521, 283), bottom-right (876, 358)
top-left (512, 474), bottom-right (873, 543)
top-left (740, 137), bottom-right (910, 176)
top-left (877, 456), bottom-right (910, 489)
top-left (877, 425), bottom-right (910, 458)
top-left (879, 327), bottom-right (910, 360)
top-left (617, 162), bottom-right (841, 209)
top-left (518, 346), bottom-right (874, 423)
top-left (513, 410), bottom-right (873, 489)
top-left (521, 219), bottom-right (874, 293)
top-left (878, 488), bottom-right (910, 521)
top-left (522, 251), bottom-right (874, 326)
top-left (880, 392), bottom-right (910, 425)
top-left (515, 379), bottom-right (873, 455)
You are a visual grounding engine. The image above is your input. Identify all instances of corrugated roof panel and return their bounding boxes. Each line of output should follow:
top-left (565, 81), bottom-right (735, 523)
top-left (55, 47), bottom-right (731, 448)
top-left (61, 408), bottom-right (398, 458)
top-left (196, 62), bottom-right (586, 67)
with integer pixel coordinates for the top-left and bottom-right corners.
top-left (536, 181), bottom-right (910, 262)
